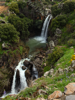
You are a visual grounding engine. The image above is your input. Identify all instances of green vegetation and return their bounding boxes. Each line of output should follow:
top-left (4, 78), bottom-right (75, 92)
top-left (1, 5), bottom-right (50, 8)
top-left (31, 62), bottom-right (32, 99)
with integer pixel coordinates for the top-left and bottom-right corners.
top-left (0, 23), bottom-right (19, 43)
top-left (8, 14), bottom-right (33, 40)
top-left (9, 2), bottom-right (19, 14)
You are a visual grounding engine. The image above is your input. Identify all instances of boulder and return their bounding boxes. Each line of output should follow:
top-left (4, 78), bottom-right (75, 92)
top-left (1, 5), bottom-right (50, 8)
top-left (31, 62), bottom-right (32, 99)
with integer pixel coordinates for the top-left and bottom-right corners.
top-left (48, 90), bottom-right (63, 100)
top-left (66, 95), bottom-right (75, 100)
top-left (49, 40), bottom-right (55, 49)
top-left (64, 83), bottom-right (75, 95)
top-left (2, 42), bottom-right (9, 50)
top-left (63, 68), bottom-right (69, 73)
top-left (58, 68), bottom-right (63, 74)
top-left (24, 60), bottom-right (33, 70)
top-left (55, 28), bottom-right (62, 37)
top-left (22, 66), bottom-right (26, 70)
top-left (70, 73), bottom-right (75, 77)
top-left (44, 69), bottom-right (54, 77)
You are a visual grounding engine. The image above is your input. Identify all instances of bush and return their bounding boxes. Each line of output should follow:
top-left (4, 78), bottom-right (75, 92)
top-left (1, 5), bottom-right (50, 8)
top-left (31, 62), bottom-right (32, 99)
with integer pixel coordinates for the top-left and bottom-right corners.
top-left (6, 0), bottom-right (11, 2)
top-left (51, 5), bottom-right (61, 17)
top-left (63, 2), bottom-right (75, 13)
top-left (0, 13), bottom-right (5, 17)
top-left (47, 47), bottom-right (64, 66)
top-left (9, 2), bottom-right (19, 14)
top-left (0, 23), bottom-right (19, 43)
top-left (50, 14), bottom-right (67, 32)
top-left (18, 1), bottom-right (27, 10)
top-left (8, 14), bottom-right (33, 40)
top-left (67, 39), bottom-right (75, 47)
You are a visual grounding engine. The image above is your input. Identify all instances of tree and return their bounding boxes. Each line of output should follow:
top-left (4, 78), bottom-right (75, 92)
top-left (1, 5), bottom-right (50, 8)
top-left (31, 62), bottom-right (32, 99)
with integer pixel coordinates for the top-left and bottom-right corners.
top-left (0, 24), bottom-right (19, 43)
top-left (9, 2), bottom-right (19, 14)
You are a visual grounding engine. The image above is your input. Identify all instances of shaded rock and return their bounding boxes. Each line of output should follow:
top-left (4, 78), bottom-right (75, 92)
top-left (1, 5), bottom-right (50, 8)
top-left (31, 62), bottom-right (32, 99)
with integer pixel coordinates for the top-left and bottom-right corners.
top-left (48, 90), bottom-right (63, 100)
top-left (15, 69), bottom-right (20, 90)
top-left (64, 83), bottom-right (75, 95)
top-left (22, 66), bottom-right (26, 70)
top-left (0, 60), bottom-right (3, 67)
top-left (66, 95), bottom-right (75, 100)
top-left (24, 60), bottom-right (33, 70)
top-left (25, 69), bottom-right (32, 86)
top-left (55, 28), bottom-right (62, 37)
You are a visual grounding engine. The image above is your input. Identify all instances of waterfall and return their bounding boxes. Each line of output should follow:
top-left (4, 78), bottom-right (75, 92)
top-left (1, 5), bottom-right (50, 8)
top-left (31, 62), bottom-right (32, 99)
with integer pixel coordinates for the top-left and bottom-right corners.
top-left (34, 14), bottom-right (52, 43)
top-left (41, 14), bottom-right (52, 40)
top-left (11, 58), bottom-right (30, 94)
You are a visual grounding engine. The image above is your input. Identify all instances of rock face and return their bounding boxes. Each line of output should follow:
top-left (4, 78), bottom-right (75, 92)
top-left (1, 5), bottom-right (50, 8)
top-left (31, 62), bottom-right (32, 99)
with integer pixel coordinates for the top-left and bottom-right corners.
top-left (64, 83), bottom-right (75, 95)
top-left (48, 90), bottom-right (63, 100)
top-left (55, 28), bottom-right (62, 37)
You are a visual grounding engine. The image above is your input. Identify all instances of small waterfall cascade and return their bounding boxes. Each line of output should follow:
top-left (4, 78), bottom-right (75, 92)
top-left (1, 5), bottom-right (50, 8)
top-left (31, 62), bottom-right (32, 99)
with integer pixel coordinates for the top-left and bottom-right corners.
top-left (34, 14), bottom-right (52, 43)
top-left (11, 58), bottom-right (30, 94)
top-left (41, 14), bottom-right (52, 40)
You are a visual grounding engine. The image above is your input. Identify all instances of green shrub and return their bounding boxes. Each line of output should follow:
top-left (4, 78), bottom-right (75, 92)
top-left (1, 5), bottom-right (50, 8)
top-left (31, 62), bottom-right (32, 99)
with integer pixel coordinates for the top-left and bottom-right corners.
top-left (63, 2), bottom-right (75, 13)
top-left (18, 1), bottom-right (27, 10)
top-left (9, 2), bottom-right (19, 14)
top-left (8, 14), bottom-right (33, 40)
top-left (6, 0), bottom-right (11, 2)
top-left (50, 14), bottom-right (67, 32)
top-left (0, 13), bottom-right (5, 17)
top-left (51, 5), bottom-right (61, 17)
top-left (0, 23), bottom-right (19, 43)
top-left (47, 47), bottom-right (64, 66)
top-left (67, 39), bottom-right (75, 46)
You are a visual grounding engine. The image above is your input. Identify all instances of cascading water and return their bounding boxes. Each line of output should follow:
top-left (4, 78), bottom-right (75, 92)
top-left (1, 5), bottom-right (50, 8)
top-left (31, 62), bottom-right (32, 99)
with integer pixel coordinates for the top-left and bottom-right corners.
top-left (34, 14), bottom-right (52, 43)
top-left (1, 14), bottom-right (52, 98)
top-left (11, 58), bottom-right (30, 94)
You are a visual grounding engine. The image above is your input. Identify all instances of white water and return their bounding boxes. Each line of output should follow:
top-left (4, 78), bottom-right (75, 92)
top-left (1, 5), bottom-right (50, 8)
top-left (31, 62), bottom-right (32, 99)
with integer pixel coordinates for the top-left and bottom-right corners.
top-left (34, 14), bottom-right (52, 43)
top-left (1, 14), bottom-right (52, 98)
top-left (11, 58), bottom-right (30, 94)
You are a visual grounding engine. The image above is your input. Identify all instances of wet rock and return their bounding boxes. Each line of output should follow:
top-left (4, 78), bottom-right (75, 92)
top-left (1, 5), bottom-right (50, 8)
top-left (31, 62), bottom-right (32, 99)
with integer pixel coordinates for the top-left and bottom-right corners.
top-left (25, 69), bottom-right (32, 86)
top-left (48, 90), bottom-right (63, 100)
top-left (64, 83), bottom-right (75, 95)
top-left (22, 66), bottom-right (26, 70)
top-left (66, 95), bottom-right (75, 100)
top-left (24, 60), bottom-right (33, 70)
top-left (15, 69), bottom-right (20, 90)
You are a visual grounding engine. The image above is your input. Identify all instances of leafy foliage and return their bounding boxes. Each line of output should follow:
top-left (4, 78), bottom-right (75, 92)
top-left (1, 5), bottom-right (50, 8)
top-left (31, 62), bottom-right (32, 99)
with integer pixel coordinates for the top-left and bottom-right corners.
top-left (47, 47), bottom-right (64, 66)
top-left (9, 2), bottom-right (19, 14)
top-left (8, 14), bottom-right (33, 40)
top-left (0, 23), bottom-right (19, 43)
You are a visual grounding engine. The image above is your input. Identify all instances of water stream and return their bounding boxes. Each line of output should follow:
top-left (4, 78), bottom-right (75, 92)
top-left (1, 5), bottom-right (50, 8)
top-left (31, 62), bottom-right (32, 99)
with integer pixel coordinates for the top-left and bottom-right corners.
top-left (1, 14), bottom-right (52, 98)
